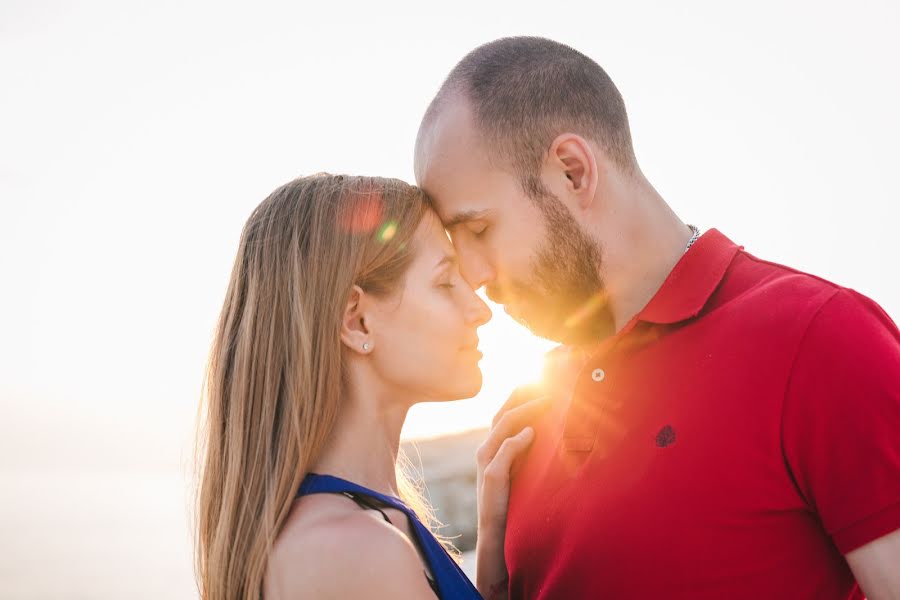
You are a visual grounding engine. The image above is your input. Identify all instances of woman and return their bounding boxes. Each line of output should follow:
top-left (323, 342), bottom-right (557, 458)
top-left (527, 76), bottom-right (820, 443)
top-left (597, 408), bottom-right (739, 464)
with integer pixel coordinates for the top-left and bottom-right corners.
top-left (196, 174), bottom-right (536, 599)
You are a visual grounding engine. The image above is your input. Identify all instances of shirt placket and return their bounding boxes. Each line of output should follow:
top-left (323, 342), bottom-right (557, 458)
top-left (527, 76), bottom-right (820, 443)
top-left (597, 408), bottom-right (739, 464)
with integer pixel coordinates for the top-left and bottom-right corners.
top-left (562, 318), bottom-right (642, 454)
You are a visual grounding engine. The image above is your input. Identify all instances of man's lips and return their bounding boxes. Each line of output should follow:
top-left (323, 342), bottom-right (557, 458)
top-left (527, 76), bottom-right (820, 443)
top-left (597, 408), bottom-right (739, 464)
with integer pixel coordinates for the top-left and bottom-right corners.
top-left (485, 284), bottom-right (506, 305)
top-left (487, 285), bottom-right (521, 312)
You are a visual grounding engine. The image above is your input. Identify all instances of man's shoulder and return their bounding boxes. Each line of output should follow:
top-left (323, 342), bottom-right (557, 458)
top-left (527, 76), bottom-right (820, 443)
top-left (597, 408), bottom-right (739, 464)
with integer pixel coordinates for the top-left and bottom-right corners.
top-left (725, 250), bottom-right (899, 368)
top-left (727, 249), bottom-right (845, 308)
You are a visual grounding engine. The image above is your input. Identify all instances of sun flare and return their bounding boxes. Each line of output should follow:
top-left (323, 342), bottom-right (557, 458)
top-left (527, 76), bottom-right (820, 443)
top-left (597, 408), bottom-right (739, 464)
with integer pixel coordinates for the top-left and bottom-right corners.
top-left (402, 293), bottom-right (557, 440)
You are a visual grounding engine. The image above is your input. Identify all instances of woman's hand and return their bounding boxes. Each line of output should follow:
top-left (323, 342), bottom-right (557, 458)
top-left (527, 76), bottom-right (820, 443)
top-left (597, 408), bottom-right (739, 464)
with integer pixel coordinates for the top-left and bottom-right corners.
top-left (474, 387), bottom-right (551, 600)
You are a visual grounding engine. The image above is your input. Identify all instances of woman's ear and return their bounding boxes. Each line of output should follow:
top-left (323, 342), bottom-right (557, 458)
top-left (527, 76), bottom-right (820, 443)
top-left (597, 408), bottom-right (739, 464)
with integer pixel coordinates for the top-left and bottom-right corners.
top-left (340, 285), bottom-right (373, 354)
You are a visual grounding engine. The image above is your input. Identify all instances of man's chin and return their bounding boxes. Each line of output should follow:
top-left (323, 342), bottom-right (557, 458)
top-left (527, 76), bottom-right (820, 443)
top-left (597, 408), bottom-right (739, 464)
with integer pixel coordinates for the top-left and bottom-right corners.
top-left (502, 302), bottom-right (535, 329)
top-left (510, 305), bottom-right (616, 346)
top-left (509, 308), bottom-right (567, 343)
top-left (499, 292), bottom-right (607, 343)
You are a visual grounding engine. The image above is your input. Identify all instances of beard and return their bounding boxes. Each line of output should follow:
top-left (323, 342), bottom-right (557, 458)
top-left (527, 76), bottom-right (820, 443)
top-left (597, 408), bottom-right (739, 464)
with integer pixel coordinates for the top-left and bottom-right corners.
top-left (486, 191), bottom-right (614, 346)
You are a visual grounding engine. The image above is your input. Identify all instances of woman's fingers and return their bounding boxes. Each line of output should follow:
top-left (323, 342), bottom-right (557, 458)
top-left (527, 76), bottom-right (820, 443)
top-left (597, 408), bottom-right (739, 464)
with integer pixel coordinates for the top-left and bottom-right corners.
top-left (482, 427), bottom-right (535, 484)
top-left (492, 383), bottom-right (545, 428)
top-left (476, 388), bottom-right (552, 531)
top-left (477, 395), bottom-right (551, 468)
top-left (478, 426), bottom-right (536, 527)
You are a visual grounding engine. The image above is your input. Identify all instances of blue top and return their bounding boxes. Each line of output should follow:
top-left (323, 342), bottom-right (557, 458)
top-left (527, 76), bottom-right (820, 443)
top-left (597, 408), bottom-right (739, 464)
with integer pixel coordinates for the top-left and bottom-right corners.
top-left (297, 473), bottom-right (483, 599)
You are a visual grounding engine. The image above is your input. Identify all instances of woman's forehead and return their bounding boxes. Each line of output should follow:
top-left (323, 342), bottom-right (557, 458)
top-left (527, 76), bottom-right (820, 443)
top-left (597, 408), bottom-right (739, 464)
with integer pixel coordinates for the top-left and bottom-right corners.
top-left (413, 209), bottom-right (456, 261)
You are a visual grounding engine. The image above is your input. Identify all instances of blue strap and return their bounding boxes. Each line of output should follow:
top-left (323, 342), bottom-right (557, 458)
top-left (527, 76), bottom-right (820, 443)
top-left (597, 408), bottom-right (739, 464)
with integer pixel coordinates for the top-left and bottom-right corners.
top-left (298, 473), bottom-right (482, 599)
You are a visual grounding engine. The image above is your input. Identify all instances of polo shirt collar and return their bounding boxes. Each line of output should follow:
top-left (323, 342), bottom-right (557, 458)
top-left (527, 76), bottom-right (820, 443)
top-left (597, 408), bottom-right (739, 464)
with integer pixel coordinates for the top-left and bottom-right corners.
top-left (559, 229), bottom-right (742, 454)
top-left (636, 229), bottom-right (742, 325)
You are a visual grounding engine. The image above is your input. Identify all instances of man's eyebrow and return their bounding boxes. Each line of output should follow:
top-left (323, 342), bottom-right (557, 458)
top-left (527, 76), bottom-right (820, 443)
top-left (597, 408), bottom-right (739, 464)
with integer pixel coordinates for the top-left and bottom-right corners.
top-left (443, 210), bottom-right (488, 229)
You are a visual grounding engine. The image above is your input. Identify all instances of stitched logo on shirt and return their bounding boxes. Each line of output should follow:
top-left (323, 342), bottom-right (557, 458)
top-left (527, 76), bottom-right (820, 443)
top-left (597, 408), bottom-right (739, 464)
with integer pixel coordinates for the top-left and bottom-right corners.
top-left (656, 425), bottom-right (676, 448)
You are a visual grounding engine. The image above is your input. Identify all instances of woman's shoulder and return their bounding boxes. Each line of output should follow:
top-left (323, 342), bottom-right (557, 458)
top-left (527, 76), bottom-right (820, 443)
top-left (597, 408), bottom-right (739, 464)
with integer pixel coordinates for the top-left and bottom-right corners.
top-left (264, 495), bottom-right (437, 599)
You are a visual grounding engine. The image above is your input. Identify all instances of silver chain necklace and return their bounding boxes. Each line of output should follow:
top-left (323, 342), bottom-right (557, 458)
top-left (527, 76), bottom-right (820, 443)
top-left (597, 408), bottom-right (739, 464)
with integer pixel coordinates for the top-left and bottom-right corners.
top-left (684, 224), bottom-right (701, 253)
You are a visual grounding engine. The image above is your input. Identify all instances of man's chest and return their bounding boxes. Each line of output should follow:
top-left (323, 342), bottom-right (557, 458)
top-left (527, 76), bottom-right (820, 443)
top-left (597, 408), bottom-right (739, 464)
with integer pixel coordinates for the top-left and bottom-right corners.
top-left (504, 333), bottom-right (851, 599)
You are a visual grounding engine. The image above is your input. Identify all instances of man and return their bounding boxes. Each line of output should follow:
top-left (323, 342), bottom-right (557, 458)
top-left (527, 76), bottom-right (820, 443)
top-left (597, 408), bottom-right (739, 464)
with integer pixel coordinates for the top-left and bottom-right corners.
top-left (415, 37), bottom-right (900, 599)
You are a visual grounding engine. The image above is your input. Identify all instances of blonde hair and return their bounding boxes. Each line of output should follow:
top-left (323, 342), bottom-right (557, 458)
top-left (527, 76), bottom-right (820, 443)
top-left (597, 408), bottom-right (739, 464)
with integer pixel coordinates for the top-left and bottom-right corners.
top-left (195, 174), bottom-right (450, 600)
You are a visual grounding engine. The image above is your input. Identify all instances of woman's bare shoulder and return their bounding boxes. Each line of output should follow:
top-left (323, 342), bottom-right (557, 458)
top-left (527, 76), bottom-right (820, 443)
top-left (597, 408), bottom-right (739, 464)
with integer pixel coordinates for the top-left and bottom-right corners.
top-left (264, 496), bottom-right (437, 599)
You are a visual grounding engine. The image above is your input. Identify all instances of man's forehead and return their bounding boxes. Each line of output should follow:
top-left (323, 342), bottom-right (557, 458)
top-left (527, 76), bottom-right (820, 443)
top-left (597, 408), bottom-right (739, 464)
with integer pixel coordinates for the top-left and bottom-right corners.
top-left (427, 193), bottom-right (466, 228)
top-left (415, 98), bottom-right (500, 228)
top-left (423, 161), bottom-right (508, 231)
top-left (416, 98), bottom-right (484, 181)
top-left (426, 180), bottom-right (492, 228)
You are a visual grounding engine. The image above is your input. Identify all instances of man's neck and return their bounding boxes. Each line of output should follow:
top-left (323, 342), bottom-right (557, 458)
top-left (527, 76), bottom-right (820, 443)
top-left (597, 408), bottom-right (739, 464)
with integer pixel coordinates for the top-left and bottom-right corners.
top-left (600, 185), bottom-right (693, 333)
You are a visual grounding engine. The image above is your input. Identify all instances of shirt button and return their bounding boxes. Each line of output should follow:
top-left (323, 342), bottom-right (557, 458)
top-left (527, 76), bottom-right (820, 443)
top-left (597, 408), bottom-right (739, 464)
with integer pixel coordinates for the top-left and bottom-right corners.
top-left (591, 368), bottom-right (606, 382)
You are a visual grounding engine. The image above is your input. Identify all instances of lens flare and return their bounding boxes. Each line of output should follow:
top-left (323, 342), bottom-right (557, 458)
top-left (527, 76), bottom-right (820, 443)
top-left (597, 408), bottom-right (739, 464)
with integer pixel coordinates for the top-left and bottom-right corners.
top-left (564, 290), bottom-right (609, 329)
top-left (377, 220), bottom-right (398, 242)
top-left (338, 192), bottom-right (384, 233)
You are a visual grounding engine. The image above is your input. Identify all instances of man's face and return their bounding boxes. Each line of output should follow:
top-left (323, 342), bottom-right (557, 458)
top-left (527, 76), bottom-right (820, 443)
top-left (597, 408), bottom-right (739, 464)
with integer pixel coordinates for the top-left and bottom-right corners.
top-left (416, 100), bottom-right (611, 344)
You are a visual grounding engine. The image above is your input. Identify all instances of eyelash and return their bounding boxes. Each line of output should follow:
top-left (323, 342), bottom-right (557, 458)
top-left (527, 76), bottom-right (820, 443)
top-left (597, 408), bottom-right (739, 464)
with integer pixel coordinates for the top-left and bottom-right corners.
top-left (472, 226), bottom-right (488, 239)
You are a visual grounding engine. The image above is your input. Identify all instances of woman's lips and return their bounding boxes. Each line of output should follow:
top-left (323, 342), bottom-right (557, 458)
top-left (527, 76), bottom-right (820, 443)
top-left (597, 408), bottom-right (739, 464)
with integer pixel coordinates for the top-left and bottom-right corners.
top-left (461, 340), bottom-right (482, 359)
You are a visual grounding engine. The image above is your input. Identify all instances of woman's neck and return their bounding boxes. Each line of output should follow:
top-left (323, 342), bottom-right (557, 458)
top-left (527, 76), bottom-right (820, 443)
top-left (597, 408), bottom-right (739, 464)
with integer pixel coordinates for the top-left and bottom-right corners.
top-left (309, 380), bottom-right (411, 498)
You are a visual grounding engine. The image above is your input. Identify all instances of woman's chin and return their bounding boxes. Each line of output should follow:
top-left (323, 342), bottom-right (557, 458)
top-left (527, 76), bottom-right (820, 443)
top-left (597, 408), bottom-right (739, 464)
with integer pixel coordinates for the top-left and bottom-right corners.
top-left (441, 370), bottom-right (483, 401)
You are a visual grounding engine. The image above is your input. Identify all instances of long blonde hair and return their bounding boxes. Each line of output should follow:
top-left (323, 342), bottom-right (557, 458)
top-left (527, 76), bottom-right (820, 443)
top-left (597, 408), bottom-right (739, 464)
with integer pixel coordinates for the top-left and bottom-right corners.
top-left (195, 174), bottom-right (445, 600)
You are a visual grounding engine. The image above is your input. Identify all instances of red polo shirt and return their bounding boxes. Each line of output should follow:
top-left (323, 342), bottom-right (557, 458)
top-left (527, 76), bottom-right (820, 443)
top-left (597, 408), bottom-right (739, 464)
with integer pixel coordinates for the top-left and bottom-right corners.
top-left (505, 229), bottom-right (900, 600)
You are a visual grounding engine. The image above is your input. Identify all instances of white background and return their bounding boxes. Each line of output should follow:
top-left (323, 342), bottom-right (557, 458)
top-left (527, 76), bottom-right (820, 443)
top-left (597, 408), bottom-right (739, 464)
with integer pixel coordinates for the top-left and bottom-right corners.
top-left (1, 0), bottom-right (897, 597)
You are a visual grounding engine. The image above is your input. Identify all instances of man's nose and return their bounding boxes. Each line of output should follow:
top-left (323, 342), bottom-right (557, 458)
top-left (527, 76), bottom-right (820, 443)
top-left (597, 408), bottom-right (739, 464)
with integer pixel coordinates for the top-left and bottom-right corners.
top-left (458, 251), bottom-right (497, 291)
top-left (465, 288), bottom-right (493, 327)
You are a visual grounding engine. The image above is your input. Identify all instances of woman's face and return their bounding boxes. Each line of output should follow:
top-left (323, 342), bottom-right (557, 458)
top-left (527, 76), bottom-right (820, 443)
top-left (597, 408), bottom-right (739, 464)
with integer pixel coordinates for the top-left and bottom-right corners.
top-left (368, 210), bottom-right (492, 402)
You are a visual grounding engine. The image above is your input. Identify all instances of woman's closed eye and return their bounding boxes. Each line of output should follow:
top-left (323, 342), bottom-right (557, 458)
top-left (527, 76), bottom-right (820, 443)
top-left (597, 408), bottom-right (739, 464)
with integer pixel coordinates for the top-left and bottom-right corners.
top-left (438, 269), bottom-right (464, 291)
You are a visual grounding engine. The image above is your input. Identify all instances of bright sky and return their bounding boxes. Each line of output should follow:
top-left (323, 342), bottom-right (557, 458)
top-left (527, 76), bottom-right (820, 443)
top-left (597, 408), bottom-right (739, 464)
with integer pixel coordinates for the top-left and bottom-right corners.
top-left (1, 0), bottom-right (898, 478)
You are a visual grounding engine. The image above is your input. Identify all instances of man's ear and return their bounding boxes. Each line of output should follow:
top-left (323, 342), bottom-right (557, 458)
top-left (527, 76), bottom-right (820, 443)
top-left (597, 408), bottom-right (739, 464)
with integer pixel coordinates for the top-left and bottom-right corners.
top-left (340, 285), bottom-right (373, 354)
top-left (546, 133), bottom-right (599, 208)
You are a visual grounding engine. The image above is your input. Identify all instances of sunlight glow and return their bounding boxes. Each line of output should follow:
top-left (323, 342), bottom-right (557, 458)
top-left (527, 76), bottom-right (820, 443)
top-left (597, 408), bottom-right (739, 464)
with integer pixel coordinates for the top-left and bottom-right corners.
top-left (402, 294), bottom-right (557, 440)
top-left (564, 290), bottom-right (609, 329)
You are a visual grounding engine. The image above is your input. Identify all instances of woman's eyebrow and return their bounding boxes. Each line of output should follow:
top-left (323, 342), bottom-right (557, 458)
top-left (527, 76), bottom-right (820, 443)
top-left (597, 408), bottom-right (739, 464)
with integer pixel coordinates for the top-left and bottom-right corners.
top-left (434, 254), bottom-right (459, 270)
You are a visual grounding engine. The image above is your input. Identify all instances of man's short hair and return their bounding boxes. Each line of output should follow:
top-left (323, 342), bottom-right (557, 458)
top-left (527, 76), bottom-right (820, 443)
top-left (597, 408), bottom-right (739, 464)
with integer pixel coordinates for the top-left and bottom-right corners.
top-left (420, 37), bottom-right (637, 196)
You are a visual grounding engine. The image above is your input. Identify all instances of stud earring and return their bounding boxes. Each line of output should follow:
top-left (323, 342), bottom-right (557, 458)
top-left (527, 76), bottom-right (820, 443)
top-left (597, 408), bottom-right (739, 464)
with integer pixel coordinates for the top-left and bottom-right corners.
top-left (362, 342), bottom-right (370, 351)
